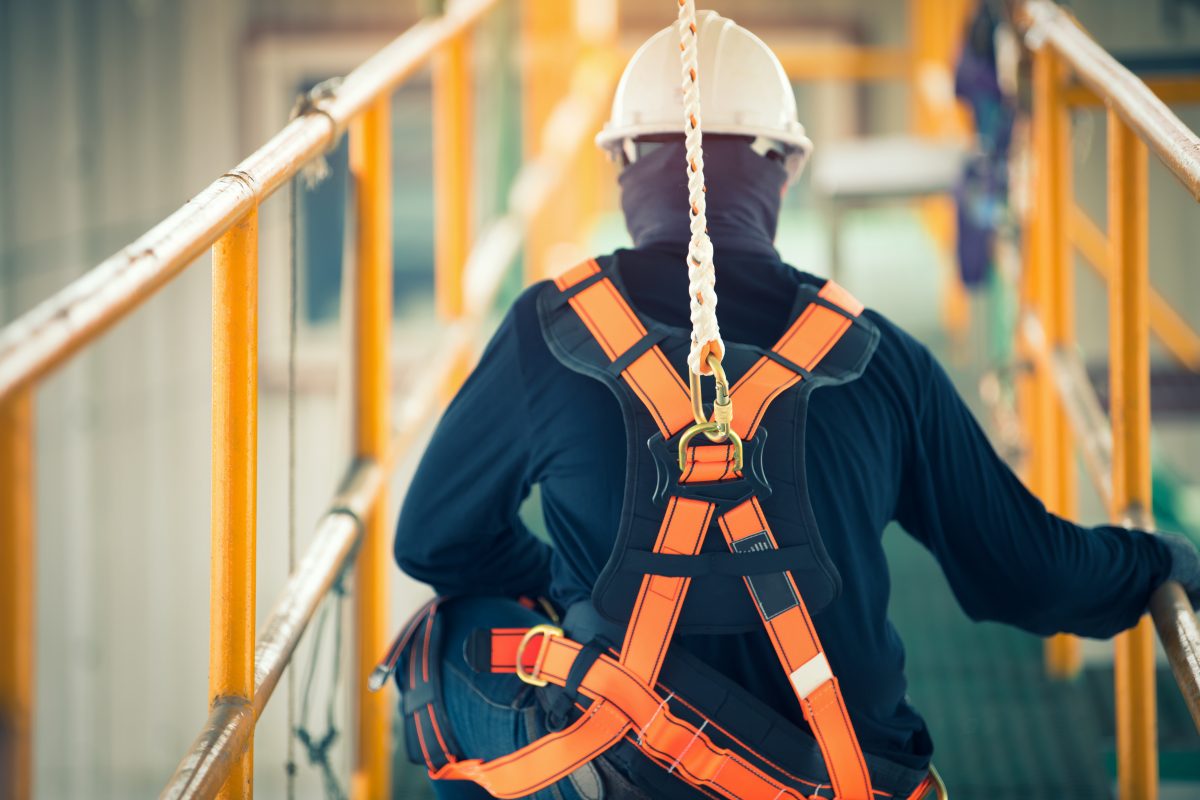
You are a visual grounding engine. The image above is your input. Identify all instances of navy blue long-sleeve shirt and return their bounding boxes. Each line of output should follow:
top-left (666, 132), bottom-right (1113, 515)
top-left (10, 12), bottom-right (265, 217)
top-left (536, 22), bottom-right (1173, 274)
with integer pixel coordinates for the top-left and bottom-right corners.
top-left (394, 245), bottom-right (1172, 767)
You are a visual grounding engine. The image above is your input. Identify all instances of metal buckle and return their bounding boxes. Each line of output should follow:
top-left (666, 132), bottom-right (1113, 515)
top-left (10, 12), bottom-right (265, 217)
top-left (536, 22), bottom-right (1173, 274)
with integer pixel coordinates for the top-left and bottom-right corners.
top-left (678, 423), bottom-right (744, 472)
top-left (930, 764), bottom-right (949, 800)
top-left (515, 624), bottom-right (563, 687)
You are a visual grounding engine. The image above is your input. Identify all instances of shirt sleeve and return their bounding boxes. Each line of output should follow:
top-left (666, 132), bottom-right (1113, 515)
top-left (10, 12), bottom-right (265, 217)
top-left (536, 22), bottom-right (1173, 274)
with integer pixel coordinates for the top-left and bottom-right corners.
top-left (393, 305), bottom-right (552, 598)
top-left (893, 344), bottom-right (1172, 638)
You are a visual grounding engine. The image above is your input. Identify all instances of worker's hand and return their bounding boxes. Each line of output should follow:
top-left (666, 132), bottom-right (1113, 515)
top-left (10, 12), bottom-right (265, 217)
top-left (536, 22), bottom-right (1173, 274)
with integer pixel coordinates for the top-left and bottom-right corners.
top-left (1160, 533), bottom-right (1200, 609)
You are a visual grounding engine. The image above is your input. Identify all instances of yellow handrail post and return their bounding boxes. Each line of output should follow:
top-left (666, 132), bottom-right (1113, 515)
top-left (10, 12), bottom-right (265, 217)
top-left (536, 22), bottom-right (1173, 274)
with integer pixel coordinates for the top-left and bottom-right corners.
top-left (351, 96), bottom-right (393, 800)
top-left (908, 0), bottom-right (971, 340)
top-left (1034, 47), bottom-right (1082, 679)
top-left (434, 30), bottom-right (473, 322)
top-left (574, 0), bottom-right (618, 248)
top-left (1108, 108), bottom-right (1158, 800)
top-left (1025, 46), bottom-right (1058, 529)
top-left (0, 387), bottom-right (34, 800)
top-left (210, 207), bottom-right (259, 799)
top-left (433, 27), bottom-right (475, 398)
top-left (1069, 205), bottom-right (1200, 372)
top-left (521, 0), bottom-right (573, 282)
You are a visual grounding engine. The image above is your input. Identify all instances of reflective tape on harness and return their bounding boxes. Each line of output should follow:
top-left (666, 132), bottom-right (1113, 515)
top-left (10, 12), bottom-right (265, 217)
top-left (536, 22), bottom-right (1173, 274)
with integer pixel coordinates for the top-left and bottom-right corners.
top-left (789, 653), bottom-right (833, 699)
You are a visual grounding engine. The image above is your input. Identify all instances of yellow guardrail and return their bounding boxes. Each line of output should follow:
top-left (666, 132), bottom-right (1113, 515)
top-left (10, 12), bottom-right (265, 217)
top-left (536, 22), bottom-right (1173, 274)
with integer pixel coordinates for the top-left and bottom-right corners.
top-left (0, 0), bottom-right (621, 797)
top-left (5, 0), bottom-right (1194, 798)
top-left (1015, 2), bottom-right (1200, 799)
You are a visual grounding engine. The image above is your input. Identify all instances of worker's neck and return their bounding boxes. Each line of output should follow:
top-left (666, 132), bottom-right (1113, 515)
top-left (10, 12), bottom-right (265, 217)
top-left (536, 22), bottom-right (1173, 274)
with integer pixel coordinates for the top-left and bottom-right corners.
top-left (620, 138), bottom-right (786, 262)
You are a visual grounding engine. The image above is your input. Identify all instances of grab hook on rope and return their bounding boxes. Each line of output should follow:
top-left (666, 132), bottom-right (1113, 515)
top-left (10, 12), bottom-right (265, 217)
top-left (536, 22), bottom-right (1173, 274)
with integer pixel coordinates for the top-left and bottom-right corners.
top-left (680, 353), bottom-right (743, 471)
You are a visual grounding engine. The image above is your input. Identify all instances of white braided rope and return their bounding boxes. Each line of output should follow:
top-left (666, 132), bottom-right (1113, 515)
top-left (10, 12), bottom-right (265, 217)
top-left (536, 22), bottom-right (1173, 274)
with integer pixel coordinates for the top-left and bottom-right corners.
top-left (677, 0), bottom-right (722, 376)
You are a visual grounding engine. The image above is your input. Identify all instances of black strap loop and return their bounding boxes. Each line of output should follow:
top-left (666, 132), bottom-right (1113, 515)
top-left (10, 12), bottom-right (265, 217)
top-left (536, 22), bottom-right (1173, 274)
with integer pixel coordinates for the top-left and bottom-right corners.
top-left (621, 544), bottom-right (812, 578)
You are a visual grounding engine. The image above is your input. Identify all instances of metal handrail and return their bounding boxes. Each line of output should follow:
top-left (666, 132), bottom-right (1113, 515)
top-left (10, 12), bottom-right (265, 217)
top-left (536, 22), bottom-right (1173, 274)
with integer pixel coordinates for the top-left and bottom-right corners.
top-left (1021, 315), bottom-right (1200, 730)
top-left (157, 42), bottom-right (619, 799)
top-left (1019, 0), bottom-right (1200, 200)
top-left (1015, 3), bottom-right (1200, 793)
top-left (0, 0), bottom-right (500, 400)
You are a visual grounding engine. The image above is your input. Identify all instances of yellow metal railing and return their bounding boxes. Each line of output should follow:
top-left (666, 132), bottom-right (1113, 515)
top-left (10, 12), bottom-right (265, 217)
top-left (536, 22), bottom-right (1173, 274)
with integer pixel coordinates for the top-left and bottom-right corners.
top-left (0, 2), bottom-right (975, 797)
top-left (5, 0), bottom-right (1194, 797)
top-left (1016, 2), bottom-right (1200, 798)
top-left (0, 0), bottom-right (621, 797)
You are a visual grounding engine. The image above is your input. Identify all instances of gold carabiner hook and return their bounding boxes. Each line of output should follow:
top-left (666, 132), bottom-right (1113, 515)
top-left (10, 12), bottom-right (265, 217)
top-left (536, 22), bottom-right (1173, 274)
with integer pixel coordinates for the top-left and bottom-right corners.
top-left (682, 353), bottom-right (743, 471)
top-left (688, 353), bottom-right (734, 442)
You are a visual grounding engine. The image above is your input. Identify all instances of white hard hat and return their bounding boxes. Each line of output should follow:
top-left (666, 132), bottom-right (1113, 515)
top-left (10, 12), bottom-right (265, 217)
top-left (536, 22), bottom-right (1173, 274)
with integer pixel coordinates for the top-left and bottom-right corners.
top-left (596, 10), bottom-right (813, 183)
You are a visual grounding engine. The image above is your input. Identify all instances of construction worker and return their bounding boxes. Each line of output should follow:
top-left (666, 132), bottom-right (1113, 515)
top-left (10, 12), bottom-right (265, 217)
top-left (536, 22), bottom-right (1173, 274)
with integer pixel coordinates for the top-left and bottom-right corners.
top-left (390, 11), bottom-right (1200, 800)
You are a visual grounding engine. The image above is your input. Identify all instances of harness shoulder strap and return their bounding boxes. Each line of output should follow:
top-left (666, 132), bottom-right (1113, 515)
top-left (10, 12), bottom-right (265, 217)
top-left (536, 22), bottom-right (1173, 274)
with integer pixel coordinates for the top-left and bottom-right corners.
top-left (730, 279), bottom-right (866, 439)
top-left (556, 262), bottom-right (867, 442)
top-left (555, 259), bottom-right (694, 438)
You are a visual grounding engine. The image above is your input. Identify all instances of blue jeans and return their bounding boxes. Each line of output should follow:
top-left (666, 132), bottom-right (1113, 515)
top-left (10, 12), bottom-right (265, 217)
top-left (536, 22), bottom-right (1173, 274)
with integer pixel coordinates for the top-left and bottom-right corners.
top-left (422, 597), bottom-right (584, 800)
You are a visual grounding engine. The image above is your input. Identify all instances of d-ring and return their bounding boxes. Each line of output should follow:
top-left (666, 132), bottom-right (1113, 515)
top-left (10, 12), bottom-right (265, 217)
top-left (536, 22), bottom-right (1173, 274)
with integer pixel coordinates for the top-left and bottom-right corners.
top-left (678, 422), bottom-right (744, 472)
top-left (515, 624), bottom-right (563, 687)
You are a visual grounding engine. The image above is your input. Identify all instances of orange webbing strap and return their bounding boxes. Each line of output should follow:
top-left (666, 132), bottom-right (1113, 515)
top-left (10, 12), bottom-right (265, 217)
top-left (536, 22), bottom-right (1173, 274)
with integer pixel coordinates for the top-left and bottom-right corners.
top-left (556, 261), bottom-right (694, 438)
top-left (718, 497), bottom-right (873, 800)
top-left (729, 280), bottom-right (864, 440)
top-left (429, 700), bottom-right (631, 798)
top-left (680, 441), bottom-right (742, 484)
top-left (429, 495), bottom-right (714, 797)
top-left (484, 632), bottom-right (811, 800)
top-left (619, 496), bottom-right (711, 685)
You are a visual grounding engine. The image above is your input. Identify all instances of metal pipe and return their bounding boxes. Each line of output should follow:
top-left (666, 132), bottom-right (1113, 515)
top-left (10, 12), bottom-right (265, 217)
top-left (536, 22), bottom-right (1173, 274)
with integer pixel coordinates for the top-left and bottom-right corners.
top-left (1062, 76), bottom-right (1200, 108)
top-left (161, 52), bottom-right (618, 800)
top-left (0, 0), bottom-right (502, 402)
top-left (1108, 107), bottom-right (1159, 800)
top-left (434, 30), bottom-right (473, 320)
top-left (160, 700), bottom-right (255, 800)
top-left (1032, 45), bottom-right (1083, 679)
top-left (0, 388), bottom-right (34, 800)
top-left (350, 97), bottom-right (393, 800)
top-left (209, 209), bottom-right (259, 799)
top-left (1149, 580), bottom-right (1200, 732)
top-left (1021, 321), bottom-right (1200, 737)
top-left (1070, 205), bottom-right (1200, 372)
top-left (520, 0), bottom-right (574, 282)
top-left (320, 0), bottom-right (499, 127)
top-left (1021, 314), bottom-right (1114, 509)
top-left (1020, 0), bottom-right (1200, 201)
top-left (775, 44), bottom-right (911, 81)
top-left (162, 461), bottom-right (382, 800)
top-left (251, 459), bottom-right (385, 720)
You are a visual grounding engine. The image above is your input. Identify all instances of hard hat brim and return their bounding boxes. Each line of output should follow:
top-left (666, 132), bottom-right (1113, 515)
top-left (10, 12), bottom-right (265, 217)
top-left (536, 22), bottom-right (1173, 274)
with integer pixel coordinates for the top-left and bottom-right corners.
top-left (595, 122), bottom-right (813, 158)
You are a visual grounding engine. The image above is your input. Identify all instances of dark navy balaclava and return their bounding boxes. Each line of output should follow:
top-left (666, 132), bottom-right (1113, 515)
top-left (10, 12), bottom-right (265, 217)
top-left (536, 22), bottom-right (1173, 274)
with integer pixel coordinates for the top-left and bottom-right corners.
top-left (618, 137), bottom-right (788, 260)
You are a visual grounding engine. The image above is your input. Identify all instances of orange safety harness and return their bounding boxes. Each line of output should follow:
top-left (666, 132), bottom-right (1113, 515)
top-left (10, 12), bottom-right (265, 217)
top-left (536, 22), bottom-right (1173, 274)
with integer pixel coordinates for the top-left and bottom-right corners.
top-left (377, 259), bottom-right (945, 800)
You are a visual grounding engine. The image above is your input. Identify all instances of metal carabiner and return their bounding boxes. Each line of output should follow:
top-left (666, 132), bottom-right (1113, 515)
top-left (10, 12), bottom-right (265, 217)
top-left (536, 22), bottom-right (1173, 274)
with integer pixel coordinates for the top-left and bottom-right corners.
top-left (688, 353), bottom-right (734, 443)
top-left (682, 353), bottom-right (743, 471)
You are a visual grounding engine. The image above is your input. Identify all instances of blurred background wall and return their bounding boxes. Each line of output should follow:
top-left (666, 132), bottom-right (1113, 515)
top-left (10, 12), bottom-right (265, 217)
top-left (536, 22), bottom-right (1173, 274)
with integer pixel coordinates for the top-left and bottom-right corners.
top-left (1, 0), bottom-right (1198, 797)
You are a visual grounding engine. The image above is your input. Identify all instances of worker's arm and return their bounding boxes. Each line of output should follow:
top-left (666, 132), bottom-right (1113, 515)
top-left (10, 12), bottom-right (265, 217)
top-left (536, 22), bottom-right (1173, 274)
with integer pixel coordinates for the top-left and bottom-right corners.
top-left (393, 304), bottom-right (552, 598)
top-left (893, 340), bottom-right (1174, 638)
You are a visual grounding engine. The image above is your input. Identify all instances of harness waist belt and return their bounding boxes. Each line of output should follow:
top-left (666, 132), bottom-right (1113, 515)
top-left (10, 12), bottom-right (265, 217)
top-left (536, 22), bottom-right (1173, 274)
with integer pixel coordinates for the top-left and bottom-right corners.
top-left (476, 623), bottom-right (929, 799)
